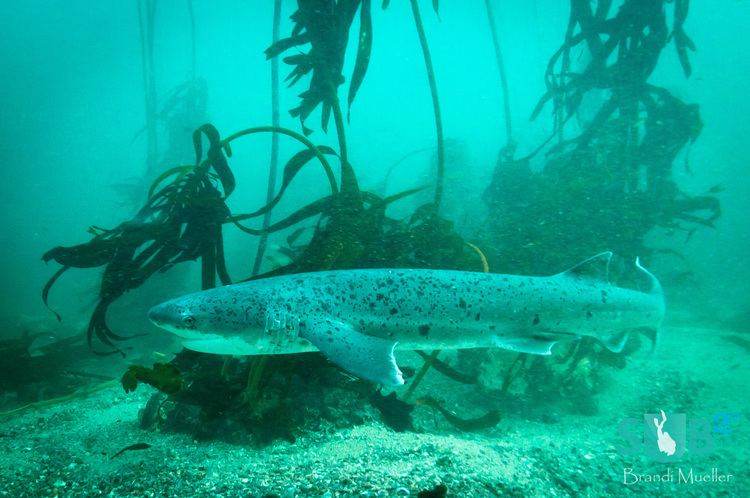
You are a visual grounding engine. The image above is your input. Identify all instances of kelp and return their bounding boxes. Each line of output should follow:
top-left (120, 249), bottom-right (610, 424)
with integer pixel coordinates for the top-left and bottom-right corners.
top-left (121, 362), bottom-right (184, 395)
top-left (483, 0), bottom-right (513, 146)
top-left (43, 112), bottom-right (455, 357)
top-left (266, 0), bottom-right (373, 133)
top-left (391, 0), bottom-right (445, 209)
top-left (484, 0), bottom-right (719, 274)
top-left (416, 395), bottom-right (501, 432)
top-left (42, 124), bottom-right (339, 353)
top-left (43, 124), bottom-right (234, 354)
top-left (531, 0), bottom-right (677, 128)
top-left (370, 390), bottom-right (414, 432)
top-left (414, 350), bottom-right (478, 385)
top-left (252, 0), bottom-right (284, 277)
top-left (495, 336), bottom-right (638, 417)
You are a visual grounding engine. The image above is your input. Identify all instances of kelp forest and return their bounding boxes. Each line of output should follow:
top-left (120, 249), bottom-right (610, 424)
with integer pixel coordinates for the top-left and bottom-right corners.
top-left (5, 0), bottom-right (720, 442)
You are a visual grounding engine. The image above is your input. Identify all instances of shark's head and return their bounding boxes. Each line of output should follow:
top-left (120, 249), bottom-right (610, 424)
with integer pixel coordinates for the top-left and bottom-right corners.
top-left (148, 286), bottom-right (262, 354)
top-left (148, 285), bottom-right (314, 356)
top-left (148, 298), bottom-right (209, 339)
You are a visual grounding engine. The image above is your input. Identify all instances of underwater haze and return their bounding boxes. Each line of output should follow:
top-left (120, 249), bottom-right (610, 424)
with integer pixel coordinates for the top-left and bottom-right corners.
top-left (1, 1), bottom-right (748, 496)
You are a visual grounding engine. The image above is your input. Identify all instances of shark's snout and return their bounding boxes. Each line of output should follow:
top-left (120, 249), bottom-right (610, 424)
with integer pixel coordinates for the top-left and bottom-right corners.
top-left (148, 300), bottom-right (207, 340)
top-left (148, 302), bottom-right (184, 329)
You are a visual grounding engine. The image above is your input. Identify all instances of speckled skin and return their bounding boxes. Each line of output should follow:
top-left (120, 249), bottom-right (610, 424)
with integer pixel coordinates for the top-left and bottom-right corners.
top-left (148, 254), bottom-right (664, 372)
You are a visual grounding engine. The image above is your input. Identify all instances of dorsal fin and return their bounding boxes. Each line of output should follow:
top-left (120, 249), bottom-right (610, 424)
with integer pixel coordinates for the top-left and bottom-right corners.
top-left (555, 252), bottom-right (612, 282)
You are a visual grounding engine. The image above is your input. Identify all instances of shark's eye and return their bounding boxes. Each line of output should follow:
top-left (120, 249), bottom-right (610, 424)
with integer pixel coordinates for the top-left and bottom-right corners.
top-left (182, 315), bottom-right (197, 328)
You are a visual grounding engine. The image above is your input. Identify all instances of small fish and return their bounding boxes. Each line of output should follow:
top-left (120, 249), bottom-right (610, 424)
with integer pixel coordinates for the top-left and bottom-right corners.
top-left (110, 443), bottom-right (152, 459)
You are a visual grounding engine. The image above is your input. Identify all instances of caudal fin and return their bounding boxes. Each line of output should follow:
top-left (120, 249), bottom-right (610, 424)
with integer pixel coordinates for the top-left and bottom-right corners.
top-left (635, 257), bottom-right (663, 298)
top-left (634, 257), bottom-right (664, 353)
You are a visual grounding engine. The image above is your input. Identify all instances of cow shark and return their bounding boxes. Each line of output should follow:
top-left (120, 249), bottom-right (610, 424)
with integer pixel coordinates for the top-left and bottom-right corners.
top-left (148, 252), bottom-right (664, 386)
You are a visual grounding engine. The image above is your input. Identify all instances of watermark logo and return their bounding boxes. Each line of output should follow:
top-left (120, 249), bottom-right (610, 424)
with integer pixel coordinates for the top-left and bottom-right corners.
top-left (645, 409), bottom-right (687, 462)
top-left (616, 410), bottom-right (739, 486)
top-left (653, 410), bottom-right (677, 456)
top-left (616, 409), bottom-right (728, 462)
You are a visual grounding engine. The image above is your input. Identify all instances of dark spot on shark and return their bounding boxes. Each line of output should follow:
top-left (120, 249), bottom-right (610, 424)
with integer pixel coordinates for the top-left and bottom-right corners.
top-left (459, 298), bottom-right (467, 309)
top-left (601, 290), bottom-right (608, 304)
top-left (390, 308), bottom-right (398, 315)
top-left (533, 314), bottom-right (540, 325)
top-left (586, 311), bottom-right (593, 319)
top-left (475, 313), bottom-right (481, 321)
top-left (419, 325), bottom-right (430, 337)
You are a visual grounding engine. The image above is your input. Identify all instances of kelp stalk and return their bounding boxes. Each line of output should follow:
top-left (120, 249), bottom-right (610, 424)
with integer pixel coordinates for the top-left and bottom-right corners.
top-left (403, 349), bottom-right (440, 401)
top-left (222, 126), bottom-right (337, 195)
top-left (252, 0), bottom-right (283, 277)
top-left (409, 0), bottom-right (445, 210)
top-left (484, 0), bottom-right (513, 145)
top-left (331, 97), bottom-right (355, 191)
top-left (137, 0), bottom-right (159, 177)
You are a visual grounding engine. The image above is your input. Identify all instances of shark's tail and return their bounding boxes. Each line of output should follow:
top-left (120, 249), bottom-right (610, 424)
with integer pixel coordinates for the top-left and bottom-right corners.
top-left (635, 257), bottom-right (663, 298)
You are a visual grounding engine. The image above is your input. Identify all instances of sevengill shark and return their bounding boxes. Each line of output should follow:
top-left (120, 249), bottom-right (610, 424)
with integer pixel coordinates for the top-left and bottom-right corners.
top-left (148, 252), bottom-right (664, 386)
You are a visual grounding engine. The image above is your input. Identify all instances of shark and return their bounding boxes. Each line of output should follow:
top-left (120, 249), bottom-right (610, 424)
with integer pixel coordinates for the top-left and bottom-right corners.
top-left (148, 252), bottom-right (664, 386)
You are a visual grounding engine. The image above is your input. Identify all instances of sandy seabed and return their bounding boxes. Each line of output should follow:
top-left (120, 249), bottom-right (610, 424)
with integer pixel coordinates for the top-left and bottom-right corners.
top-left (0, 325), bottom-right (747, 497)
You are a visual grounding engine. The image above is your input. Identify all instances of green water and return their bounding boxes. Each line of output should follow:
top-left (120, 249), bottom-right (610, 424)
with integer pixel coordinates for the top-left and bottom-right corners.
top-left (1, 1), bottom-right (748, 496)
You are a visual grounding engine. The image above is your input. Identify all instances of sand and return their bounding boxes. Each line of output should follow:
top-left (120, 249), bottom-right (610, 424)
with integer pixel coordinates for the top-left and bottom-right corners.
top-left (0, 325), bottom-right (747, 497)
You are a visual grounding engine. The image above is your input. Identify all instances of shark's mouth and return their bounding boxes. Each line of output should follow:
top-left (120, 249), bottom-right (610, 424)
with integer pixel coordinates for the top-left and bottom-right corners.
top-left (180, 335), bottom-right (259, 356)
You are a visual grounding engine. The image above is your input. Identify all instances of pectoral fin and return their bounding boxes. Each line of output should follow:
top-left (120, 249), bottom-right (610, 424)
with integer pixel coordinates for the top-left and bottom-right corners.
top-left (301, 317), bottom-right (404, 386)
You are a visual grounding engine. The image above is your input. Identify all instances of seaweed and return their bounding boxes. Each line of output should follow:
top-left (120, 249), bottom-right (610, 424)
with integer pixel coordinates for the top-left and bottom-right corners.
top-left (252, 0), bottom-right (284, 277)
top-left (42, 124), bottom-right (340, 354)
top-left (121, 363), bottom-right (184, 396)
top-left (407, 0), bottom-right (444, 209)
top-left (414, 351), bottom-right (478, 385)
top-left (416, 395), bottom-right (501, 432)
top-left (382, 0), bottom-right (445, 209)
top-left (43, 124), bottom-right (236, 354)
top-left (483, 0), bottom-right (719, 274)
top-left (265, 0), bottom-right (372, 134)
top-left (483, 0), bottom-right (513, 146)
top-left (369, 390), bottom-right (414, 432)
top-left (494, 336), bottom-right (641, 417)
